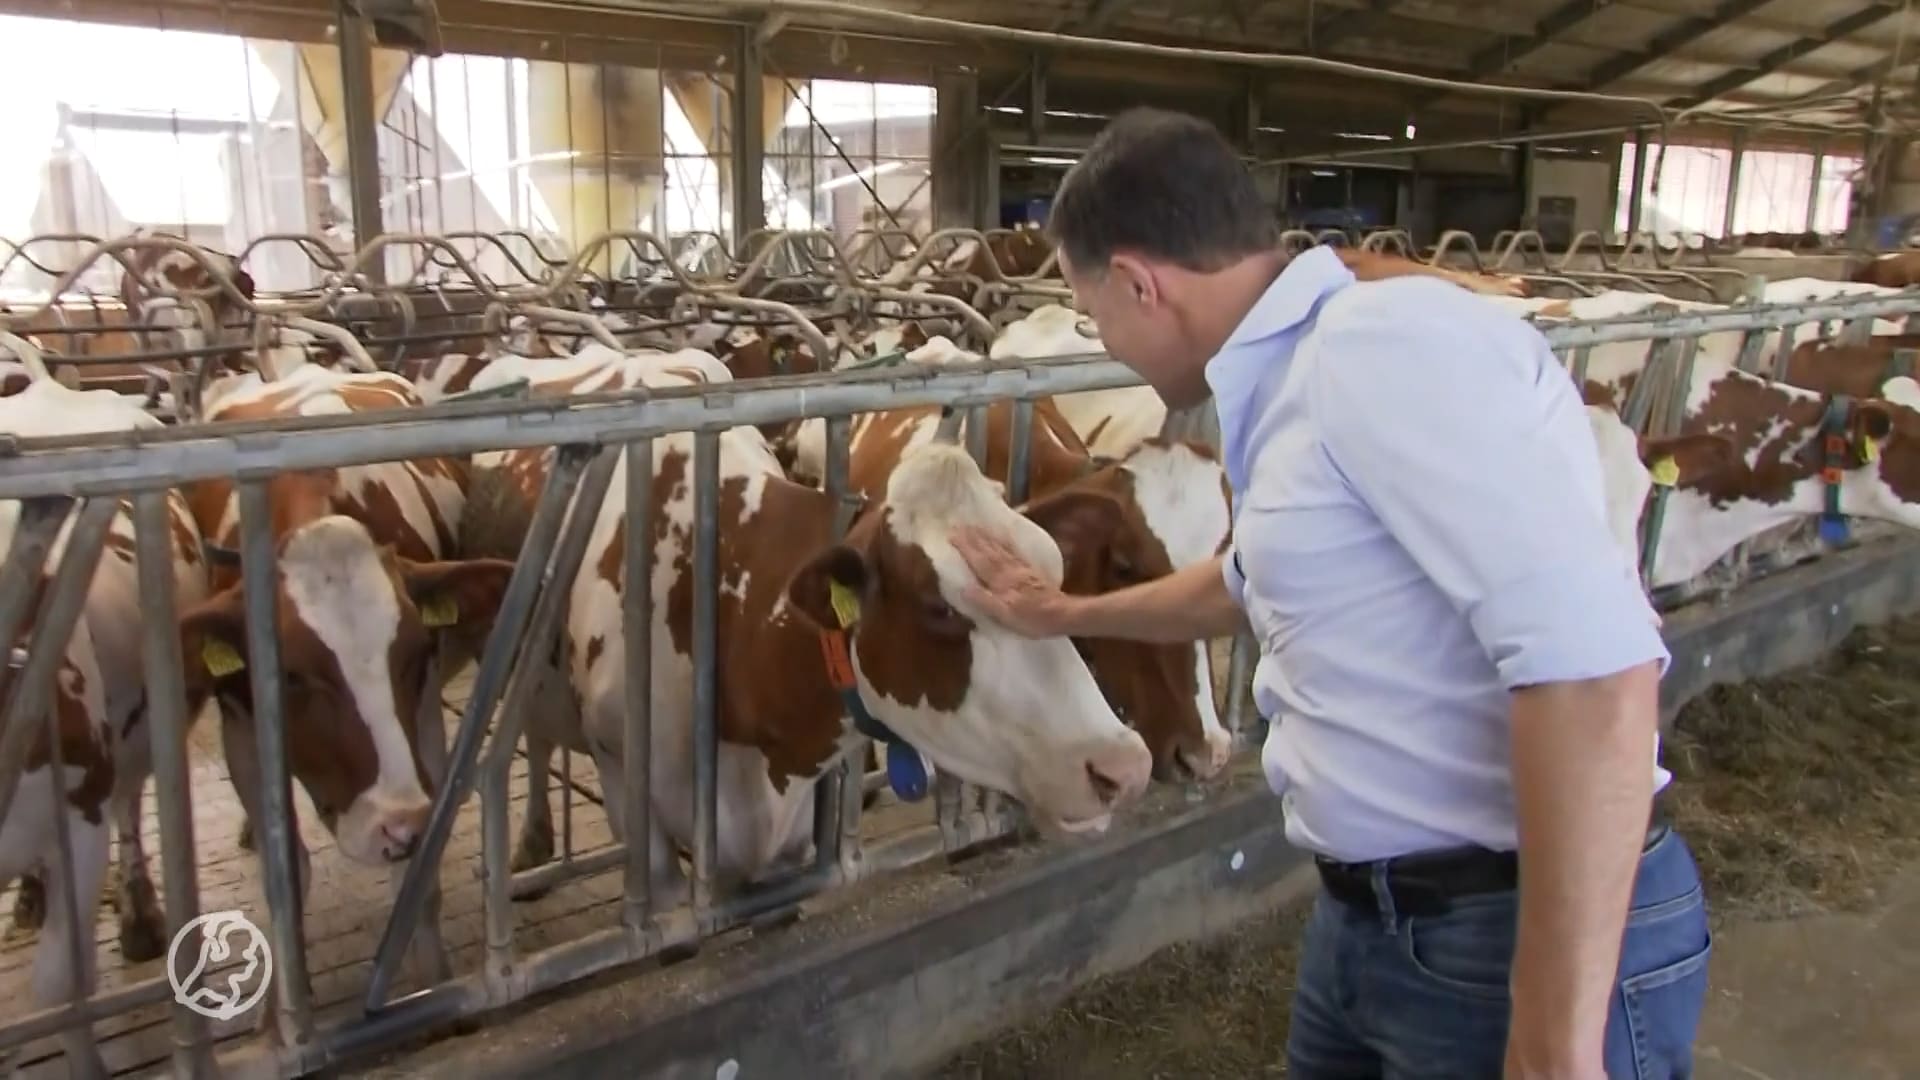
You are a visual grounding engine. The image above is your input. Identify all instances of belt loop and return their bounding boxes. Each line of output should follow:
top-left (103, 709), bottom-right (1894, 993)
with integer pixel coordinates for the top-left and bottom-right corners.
top-left (1368, 861), bottom-right (1399, 934)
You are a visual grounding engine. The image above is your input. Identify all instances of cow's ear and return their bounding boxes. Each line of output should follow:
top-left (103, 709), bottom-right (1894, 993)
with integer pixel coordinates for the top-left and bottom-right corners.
top-left (1022, 489), bottom-right (1124, 570)
top-left (179, 587), bottom-right (250, 695)
top-left (787, 545), bottom-right (868, 632)
top-left (401, 558), bottom-right (516, 630)
top-left (1856, 401), bottom-right (1897, 444)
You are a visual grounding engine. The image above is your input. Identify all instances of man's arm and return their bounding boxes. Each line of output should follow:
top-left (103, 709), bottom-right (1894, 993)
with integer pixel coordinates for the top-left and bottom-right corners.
top-left (1506, 663), bottom-right (1661, 1077)
top-left (953, 530), bottom-right (1247, 642)
top-left (1311, 301), bottom-right (1670, 1078)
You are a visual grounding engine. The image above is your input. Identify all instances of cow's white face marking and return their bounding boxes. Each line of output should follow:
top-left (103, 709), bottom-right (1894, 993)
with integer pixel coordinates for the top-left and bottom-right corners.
top-left (280, 516), bottom-right (428, 865)
top-left (856, 445), bottom-right (1150, 832)
top-left (990, 304), bottom-right (1103, 361)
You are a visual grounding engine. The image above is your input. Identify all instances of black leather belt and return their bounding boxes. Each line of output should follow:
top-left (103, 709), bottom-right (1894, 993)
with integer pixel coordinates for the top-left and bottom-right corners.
top-left (1316, 803), bottom-right (1671, 918)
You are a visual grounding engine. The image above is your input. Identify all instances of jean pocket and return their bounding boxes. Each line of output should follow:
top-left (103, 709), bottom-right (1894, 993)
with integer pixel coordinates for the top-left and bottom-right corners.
top-left (1617, 931), bottom-right (1712, 1080)
top-left (1398, 899), bottom-right (1517, 1000)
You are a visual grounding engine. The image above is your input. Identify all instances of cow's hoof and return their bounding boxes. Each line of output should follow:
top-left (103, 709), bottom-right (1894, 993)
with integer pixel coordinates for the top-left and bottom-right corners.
top-left (119, 878), bottom-right (166, 963)
top-left (237, 819), bottom-right (256, 852)
top-left (10, 876), bottom-right (45, 933)
top-left (510, 829), bottom-right (554, 874)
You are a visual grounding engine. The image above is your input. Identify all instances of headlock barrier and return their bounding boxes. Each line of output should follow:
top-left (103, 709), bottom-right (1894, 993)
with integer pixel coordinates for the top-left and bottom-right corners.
top-left (0, 229), bottom-right (1916, 1077)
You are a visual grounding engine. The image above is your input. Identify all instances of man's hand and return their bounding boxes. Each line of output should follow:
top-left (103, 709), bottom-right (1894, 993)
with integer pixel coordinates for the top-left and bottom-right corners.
top-left (952, 527), bottom-right (1076, 638)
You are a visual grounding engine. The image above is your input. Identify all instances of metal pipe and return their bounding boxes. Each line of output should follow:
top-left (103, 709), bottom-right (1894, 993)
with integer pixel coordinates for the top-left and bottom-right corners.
top-left (132, 491), bottom-right (214, 1076)
top-left (1224, 633), bottom-right (1255, 737)
top-left (0, 970), bottom-right (174, 1051)
top-left (475, 446), bottom-right (622, 977)
top-left (821, 416), bottom-right (867, 876)
top-left (236, 478), bottom-right (313, 1039)
top-left (1270, 124), bottom-right (1643, 168)
top-left (1007, 399), bottom-right (1035, 506)
top-left (690, 430), bottom-right (722, 922)
top-left (0, 497), bottom-right (70, 681)
top-left (41, 661), bottom-right (103, 1079)
top-left (7, 294), bottom-right (1920, 498)
top-left (337, 0), bottom-right (388, 282)
top-left (0, 496), bottom-right (114, 826)
top-left (364, 443), bottom-right (598, 1009)
top-left (965, 403), bottom-right (990, 472)
top-left (621, 436), bottom-right (655, 931)
top-left (511, 844), bottom-right (627, 900)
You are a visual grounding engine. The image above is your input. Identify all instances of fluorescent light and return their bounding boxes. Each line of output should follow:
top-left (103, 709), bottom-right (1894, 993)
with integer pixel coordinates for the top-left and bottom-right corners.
top-left (1311, 169), bottom-right (1339, 177)
top-left (988, 105), bottom-right (1024, 115)
top-left (1025, 156), bottom-right (1079, 166)
top-left (818, 161), bottom-right (906, 192)
top-left (1335, 131), bottom-right (1395, 141)
top-left (1257, 125), bottom-right (1287, 134)
top-left (1405, 122), bottom-right (1417, 139)
top-left (1047, 108), bottom-right (1106, 120)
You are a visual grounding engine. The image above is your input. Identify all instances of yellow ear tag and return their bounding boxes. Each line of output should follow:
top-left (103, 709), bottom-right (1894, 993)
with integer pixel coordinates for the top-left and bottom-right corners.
top-left (827, 580), bottom-right (862, 629)
top-left (1649, 456), bottom-right (1681, 488)
top-left (420, 595), bottom-right (459, 629)
top-left (202, 640), bottom-right (245, 678)
top-left (1864, 438), bottom-right (1882, 464)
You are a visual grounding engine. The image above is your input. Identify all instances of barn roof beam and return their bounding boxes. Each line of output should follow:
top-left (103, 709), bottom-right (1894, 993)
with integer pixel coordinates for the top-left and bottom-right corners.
top-left (1465, 0), bottom-right (1605, 77)
top-left (1309, 0), bottom-right (1402, 52)
top-left (1679, 3), bottom-right (1906, 106)
top-left (1580, 0), bottom-right (1778, 89)
top-left (1076, 0), bottom-right (1144, 32)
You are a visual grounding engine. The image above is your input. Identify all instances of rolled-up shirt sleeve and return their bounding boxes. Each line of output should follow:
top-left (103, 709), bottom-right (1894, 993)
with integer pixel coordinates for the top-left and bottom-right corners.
top-left (1310, 302), bottom-right (1669, 689)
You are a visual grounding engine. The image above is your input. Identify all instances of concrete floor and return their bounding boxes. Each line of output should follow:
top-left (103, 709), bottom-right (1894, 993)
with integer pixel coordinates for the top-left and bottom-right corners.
top-left (1696, 865), bottom-right (1920, 1080)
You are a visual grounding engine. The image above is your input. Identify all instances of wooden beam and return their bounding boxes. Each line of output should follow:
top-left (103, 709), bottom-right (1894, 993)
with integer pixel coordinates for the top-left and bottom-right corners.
top-left (1465, 0), bottom-right (1603, 78)
top-left (1679, 3), bottom-right (1905, 106)
top-left (1580, 0), bottom-right (1779, 90)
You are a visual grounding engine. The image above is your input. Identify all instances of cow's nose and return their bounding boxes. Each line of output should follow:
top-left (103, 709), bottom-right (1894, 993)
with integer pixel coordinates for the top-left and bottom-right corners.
top-left (381, 805), bottom-right (431, 861)
top-left (1084, 739), bottom-right (1152, 807)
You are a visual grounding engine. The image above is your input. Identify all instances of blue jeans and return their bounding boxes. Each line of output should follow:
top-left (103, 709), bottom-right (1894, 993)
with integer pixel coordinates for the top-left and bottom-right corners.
top-left (1287, 828), bottom-right (1712, 1080)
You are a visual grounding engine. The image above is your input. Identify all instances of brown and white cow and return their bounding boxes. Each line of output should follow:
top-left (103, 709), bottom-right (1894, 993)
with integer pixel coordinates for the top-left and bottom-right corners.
top-left (1853, 252), bottom-right (1920, 289)
top-left (0, 372), bottom-right (211, 1072)
top-left (174, 362), bottom-right (514, 991)
top-left (464, 354), bottom-right (1153, 893)
top-left (790, 398), bottom-right (1235, 782)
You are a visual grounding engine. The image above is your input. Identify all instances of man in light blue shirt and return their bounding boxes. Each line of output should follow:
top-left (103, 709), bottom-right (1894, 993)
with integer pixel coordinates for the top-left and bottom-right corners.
top-left (957, 109), bottom-right (1709, 1079)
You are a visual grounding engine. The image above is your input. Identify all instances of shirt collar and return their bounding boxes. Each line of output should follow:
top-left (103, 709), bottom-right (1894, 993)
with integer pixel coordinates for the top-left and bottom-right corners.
top-left (1205, 245), bottom-right (1355, 398)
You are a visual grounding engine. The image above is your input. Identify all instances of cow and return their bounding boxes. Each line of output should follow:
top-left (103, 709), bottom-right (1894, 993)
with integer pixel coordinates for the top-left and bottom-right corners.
top-left (0, 369), bottom-right (211, 1073)
top-left (1853, 252), bottom-right (1920, 288)
top-left (789, 397), bottom-right (1235, 782)
top-left (1579, 349), bottom-right (1920, 590)
top-left (458, 355), bottom-right (1154, 891)
top-left (173, 361), bottom-right (515, 1000)
top-left (1585, 405), bottom-right (1738, 577)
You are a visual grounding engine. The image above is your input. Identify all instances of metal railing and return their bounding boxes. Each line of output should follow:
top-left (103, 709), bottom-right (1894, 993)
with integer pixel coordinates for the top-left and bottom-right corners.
top-left (3, 272), bottom-right (1920, 1076)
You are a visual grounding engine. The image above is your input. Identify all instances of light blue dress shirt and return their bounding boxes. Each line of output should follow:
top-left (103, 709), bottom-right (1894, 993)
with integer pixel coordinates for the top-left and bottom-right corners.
top-left (1212, 247), bottom-right (1672, 863)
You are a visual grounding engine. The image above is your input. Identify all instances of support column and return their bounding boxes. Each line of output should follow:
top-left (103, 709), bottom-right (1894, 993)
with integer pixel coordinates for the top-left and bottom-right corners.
top-left (1604, 135), bottom-right (1624, 234)
top-left (1026, 54), bottom-right (1048, 147)
top-left (1515, 142), bottom-right (1537, 229)
top-left (732, 27), bottom-right (766, 249)
top-left (1806, 143), bottom-right (1826, 232)
top-left (1721, 130), bottom-right (1746, 240)
top-left (1626, 127), bottom-right (1649, 236)
top-left (933, 70), bottom-right (985, 230)
top-left (337, 0), bottom-right (386, 281)
top-left (1238, 76), bottom-right (1262, 152)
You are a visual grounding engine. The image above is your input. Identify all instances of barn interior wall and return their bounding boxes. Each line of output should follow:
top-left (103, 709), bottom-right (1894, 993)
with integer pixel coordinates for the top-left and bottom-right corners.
top-left (1532, 158), bottom-right (1615, 238)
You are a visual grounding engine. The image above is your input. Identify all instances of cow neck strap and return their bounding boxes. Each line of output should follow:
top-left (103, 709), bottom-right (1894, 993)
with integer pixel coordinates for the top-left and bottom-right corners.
top-left (817, 580), bottom-right (930, 802)
top-left (1818, 394), bottom-right (1863, 545)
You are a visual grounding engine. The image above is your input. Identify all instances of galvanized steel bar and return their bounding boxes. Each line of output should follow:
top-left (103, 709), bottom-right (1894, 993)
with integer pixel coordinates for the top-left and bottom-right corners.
top-left (9, 294), bottom-right (1920, 499)
top-left (476, 446), bottom-right (622, 979)
top-left (336, 0), bottom-right (387, 282)
top-left (1773, 323), bottom-right (1801, 381)
top-left (0, 497), bottom-right (70, 660)
top-left (1570, 345), bottom-right (1593, 387)
top-left (0, 496), bottom-right (114, 827)
top-left (0, 970), bottom-right (174, 1052)
top-left (41, 676), bottom-right (104, 1079)
top-left (1008, 399), bottom-right (1035, 506)
top-left (965, 404), bottom-right (990, 471)
top-left (1224, 633), bottom-right (1255, 737)
top-left (237, 479), bottom-right (313, 1039)
top-left (621, 437), bottom-right (655, 931)
top-left (364, 443), bottom-right (597, 1010)
top-left (821, 416), bottom-right (868, 874)
top-left (132, 491), bottom-right (214, 1077)
top-left (691, 431), bottom-right (722, 922)
top-left (1660, 337), bottom-right (1701, 438)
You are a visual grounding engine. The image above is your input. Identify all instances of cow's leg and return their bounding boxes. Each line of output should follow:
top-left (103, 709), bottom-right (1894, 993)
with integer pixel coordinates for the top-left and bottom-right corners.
top-left (511, 727), bottom-right (557, 873)
top-left (11, 867), bottom-right (45, 932)
top-left (111, 703), bottom-right (169, 962)
top-left (30, 803), bottom-right (111, 1077)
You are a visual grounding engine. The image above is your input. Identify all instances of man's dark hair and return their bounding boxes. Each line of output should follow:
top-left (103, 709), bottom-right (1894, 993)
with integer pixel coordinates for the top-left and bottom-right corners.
top-left (1048, 107), bottom-right (1277, 275)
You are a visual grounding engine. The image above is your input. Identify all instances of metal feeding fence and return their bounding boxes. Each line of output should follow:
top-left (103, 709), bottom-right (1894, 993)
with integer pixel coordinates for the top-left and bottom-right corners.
top-left (0, 232), bottom-right (1917, 1078)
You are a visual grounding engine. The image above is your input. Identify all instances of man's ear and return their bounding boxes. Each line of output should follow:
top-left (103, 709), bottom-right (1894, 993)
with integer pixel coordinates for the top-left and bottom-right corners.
top-left (400, 558), bottom-right (518, 629)
top-left (1108, 254), bottom-right (1159, 308)
top-left (786, 545), bottom-right (869, 632)
top-left (1023, 489), bottom-right (1125, 571)
top-left (179, 587), bottom-right (250, 696)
